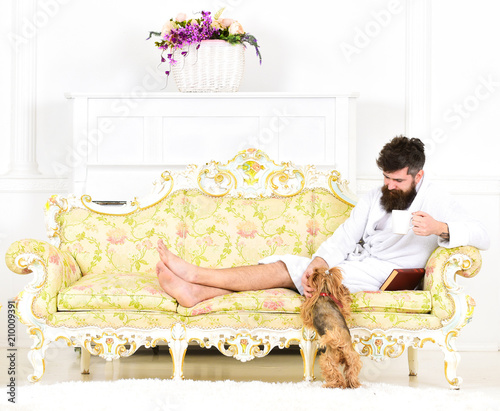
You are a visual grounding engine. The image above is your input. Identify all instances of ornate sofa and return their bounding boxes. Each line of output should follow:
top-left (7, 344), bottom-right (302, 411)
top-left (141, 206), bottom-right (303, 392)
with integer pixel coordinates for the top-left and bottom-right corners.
top-left (6, 149), bottom-right (481, 389)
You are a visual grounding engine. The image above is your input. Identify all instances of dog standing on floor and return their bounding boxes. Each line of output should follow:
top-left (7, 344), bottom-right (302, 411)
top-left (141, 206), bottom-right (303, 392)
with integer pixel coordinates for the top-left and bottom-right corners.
top-left (301, 267), bottom-right (362, 388)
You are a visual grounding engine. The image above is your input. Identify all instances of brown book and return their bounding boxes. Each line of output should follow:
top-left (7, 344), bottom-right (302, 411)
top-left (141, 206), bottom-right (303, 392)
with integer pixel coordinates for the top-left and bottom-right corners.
top-left (380, 268), bottom-right (426, 291)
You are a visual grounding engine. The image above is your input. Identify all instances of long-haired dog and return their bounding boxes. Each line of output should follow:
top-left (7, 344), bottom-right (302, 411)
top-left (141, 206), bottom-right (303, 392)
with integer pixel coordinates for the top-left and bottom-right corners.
top-left (301, 267), bottom-right (362, 388)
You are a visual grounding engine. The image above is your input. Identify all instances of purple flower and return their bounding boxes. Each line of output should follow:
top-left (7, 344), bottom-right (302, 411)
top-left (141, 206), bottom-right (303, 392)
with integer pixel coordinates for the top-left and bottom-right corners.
top-left (150, 9), bottom-right (261, 69)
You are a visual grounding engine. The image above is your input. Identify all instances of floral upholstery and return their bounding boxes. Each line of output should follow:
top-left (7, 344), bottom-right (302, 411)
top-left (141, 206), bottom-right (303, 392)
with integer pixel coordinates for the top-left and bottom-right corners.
top-left (423, 245), bottom-right (481, 321)
top-left (348, 312), bottom-right (441, 331)
top-left (56, 189), bottom-right (352, 276)
top-left (177, 288), bottom-right (303, 316)
top-left (5, 239), bottom-right (82, 318)
top-left (56, 191), bottom-right (185, 276)
top-left (350, 291), bottom-right (431, 314)
top-left (57, 272), bottom-right (177, 312)
top-left (46, 310), bottom-right (182, 329)
top-left (5, 189), bottom-right (476, 334)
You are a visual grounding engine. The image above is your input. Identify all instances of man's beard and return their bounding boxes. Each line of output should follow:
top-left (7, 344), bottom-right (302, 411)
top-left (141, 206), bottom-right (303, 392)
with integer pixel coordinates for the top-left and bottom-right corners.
top-left (380, 182), bottom-right (417, 213)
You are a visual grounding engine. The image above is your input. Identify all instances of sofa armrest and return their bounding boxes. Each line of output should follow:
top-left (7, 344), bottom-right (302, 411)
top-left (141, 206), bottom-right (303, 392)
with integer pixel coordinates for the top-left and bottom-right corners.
top-left (5, 239), bottom-right (82, 321)
top-left (424, 246), bottom-right (482, 322)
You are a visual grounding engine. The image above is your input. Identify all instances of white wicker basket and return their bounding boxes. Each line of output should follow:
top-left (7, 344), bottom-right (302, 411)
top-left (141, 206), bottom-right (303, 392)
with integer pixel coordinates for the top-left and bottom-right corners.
top-left (171, 40), bottom-right (245, 92)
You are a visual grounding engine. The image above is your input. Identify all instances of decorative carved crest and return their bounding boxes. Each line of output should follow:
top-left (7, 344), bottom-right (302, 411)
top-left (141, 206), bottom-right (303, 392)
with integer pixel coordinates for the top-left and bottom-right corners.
top-left (44, 148), bottom-right (357, 246)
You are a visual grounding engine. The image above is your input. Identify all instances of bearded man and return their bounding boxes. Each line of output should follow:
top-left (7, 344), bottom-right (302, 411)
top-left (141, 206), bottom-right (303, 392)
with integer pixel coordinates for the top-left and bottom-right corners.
top-left (156, 136), bottom-right (490, 306)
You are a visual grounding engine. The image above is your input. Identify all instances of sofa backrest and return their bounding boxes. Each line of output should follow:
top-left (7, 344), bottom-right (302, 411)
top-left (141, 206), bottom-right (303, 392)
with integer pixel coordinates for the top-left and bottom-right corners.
top-left (55, 188), bottom-right (353, 275)
top-left (48, 149), bottom-right (356, 276)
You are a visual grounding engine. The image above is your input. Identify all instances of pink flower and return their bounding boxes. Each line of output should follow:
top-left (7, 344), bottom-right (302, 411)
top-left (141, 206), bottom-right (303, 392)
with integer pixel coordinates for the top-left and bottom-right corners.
top-left (266, 289), bottom-right (286, 296)
top-left (136, 239), bottom-right (153, 251)
top-left (161, 20), bottom-right (175, 37)
top-left (176, 222), bottom-right (189, 238)
top-left (197, 236), bottom-right (214, 246)
top-left (306, 220), bottom-right (320, 237)
top-left (229, 21), bottom-right (245, 35)
top-left (237, 221), bottom-right (258, 239)
top-left (263, 300), bottom-right (285, 311)
top-left (175, 13), bottom-right (187, 22)
top-left (211, 20), bottom-right (223, 29)
top-left (267, 236), bottom-right (284, 247)
top-left (71, 243), bottom-right (84, 253)
top-left (251, 161), bottom-right (262, 172)
top-left (107, 228), bottom-right (127, 245)
top-left (220, 18), bottom-right (235, 28)
top-left (144, 286), bottom-right (161, 295)
top-left (191, 306), bottom-right (212, 316)
top-left (49, 253), bottom-right (60, 265)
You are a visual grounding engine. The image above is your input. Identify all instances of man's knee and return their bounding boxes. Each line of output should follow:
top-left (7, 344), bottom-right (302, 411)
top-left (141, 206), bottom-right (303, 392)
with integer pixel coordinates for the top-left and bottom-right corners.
top-left (274, 261), bottom-right (296, 289)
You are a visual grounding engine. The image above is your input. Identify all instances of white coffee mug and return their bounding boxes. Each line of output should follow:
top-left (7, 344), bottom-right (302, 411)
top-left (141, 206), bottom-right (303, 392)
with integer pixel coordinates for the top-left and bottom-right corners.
top-left (392, 210), bottom-right (413, 235)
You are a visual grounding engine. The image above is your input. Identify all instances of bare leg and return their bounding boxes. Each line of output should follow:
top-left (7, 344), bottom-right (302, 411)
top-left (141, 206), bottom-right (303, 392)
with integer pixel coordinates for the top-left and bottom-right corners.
top-left (156, 261), bottom-right (232, 307)
top-left (157, 239), bottom-right (295, 292)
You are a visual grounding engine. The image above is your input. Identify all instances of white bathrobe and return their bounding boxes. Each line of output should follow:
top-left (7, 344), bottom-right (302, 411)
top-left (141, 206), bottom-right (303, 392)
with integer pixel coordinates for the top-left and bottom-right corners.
top-left (259, 175), bottom-right (490, 294)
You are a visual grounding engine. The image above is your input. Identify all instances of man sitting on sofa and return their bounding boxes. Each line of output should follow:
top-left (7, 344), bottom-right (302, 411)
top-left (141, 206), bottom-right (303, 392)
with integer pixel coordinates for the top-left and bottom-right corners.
top-left (156, 136), bottom-right (490, 307)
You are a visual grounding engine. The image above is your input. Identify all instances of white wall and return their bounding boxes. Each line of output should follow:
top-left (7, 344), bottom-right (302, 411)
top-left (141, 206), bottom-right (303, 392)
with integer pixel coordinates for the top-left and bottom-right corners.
top-left (0, 0), bottom-right (498, 350)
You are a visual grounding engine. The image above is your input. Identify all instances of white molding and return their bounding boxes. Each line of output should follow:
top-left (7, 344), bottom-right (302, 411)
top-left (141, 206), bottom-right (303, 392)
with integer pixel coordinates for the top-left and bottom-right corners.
top-left (8, 0), bottom-right (40, 176)
top-left (405, 0), bottom-right (431, 140)
top-left (64, 92), bottom-right (361, 99)
top-left (0, 177), bottom-right (70, 193)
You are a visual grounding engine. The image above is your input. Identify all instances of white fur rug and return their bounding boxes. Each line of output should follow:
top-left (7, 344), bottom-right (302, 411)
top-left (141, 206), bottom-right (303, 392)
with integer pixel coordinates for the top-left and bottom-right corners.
top-left (7, 379), bottom-right (499, 411)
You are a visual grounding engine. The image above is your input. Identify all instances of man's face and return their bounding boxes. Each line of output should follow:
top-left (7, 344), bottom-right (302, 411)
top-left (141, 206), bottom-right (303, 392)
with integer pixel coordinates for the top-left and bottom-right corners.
top-left (380, 167), bottom-right (423, 212)
top-left (383, 168), bottom-right (419, 192)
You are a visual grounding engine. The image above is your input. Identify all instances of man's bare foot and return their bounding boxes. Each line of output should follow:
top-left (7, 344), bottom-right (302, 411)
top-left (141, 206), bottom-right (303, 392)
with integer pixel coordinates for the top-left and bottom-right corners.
top-left (157, 239), bottom-right (200, 283)
top-left (156, 261), bottom-right (203, 307)
top-left (156, 261), bottom-right (232, 307)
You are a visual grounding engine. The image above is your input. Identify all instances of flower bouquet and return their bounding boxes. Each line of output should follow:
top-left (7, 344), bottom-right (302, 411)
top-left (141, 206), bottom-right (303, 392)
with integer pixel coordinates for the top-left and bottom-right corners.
top-left (148, 8), bottom-right (261, 92)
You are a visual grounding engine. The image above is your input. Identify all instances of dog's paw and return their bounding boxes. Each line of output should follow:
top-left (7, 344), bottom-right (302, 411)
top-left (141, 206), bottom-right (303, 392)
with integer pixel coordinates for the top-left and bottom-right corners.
top-left (322, 381), bottom-right (347, 389)
top-left (345, 379), bottom-right (362, 389)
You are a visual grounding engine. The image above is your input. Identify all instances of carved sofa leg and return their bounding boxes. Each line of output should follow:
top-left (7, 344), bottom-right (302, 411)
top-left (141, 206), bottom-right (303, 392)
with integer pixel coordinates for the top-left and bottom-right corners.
top-left (441, 345), bottom-right (462, 390)
top-left (27, 328), bottom-right (48, 383)
top-left (169, 342), bottom-right (188, 380)
top-left (408, 346), bottom-right (418, 376)
top-left (169, 324), bottom-right (188, 380)
top-left (300, 327), bottom-right (317, 381)
top-left (81, 347), bottom-right (91, 374)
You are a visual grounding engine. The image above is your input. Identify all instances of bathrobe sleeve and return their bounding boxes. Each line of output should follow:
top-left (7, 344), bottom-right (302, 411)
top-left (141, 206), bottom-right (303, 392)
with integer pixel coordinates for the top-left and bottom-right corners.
top-left (311, 190), bottom-right (374, 268)
top-left (429, 191), bottom-right (490, 250)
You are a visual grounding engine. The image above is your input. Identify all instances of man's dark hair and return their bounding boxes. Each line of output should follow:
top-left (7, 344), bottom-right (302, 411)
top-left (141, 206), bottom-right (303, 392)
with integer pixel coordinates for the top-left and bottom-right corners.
top-left (376, 136), bottom-right (425, 176)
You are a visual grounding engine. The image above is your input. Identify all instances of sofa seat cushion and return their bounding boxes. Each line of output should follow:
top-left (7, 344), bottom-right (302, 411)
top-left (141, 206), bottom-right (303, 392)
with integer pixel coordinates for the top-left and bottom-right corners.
top-left (177, 288), bottom-right (304, 316)
top-left (57, 272), bottom-right (177, 312)
top-left (352, 291), bottom-right (431, 314)
top-left (348, 312), bottom-right (441, 330)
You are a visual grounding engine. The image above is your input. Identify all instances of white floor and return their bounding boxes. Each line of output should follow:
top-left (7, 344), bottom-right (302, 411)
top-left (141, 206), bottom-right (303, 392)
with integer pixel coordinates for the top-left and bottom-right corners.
top-left (2, 346), bottom-right (500, 398)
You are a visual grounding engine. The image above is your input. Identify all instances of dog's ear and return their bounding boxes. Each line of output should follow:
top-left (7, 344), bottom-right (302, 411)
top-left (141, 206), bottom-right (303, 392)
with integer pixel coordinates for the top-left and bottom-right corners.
top-left (328, 267), bottom-right (344, 289)
top-left (309, 269), bottom-right (324, 291)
